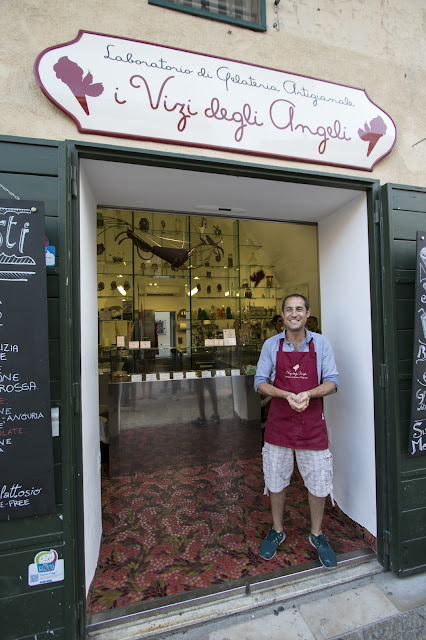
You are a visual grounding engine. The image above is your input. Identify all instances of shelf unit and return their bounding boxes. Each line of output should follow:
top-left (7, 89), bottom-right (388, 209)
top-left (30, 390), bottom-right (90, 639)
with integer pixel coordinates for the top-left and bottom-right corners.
top-left (97, 210), bottom-right (281, 349)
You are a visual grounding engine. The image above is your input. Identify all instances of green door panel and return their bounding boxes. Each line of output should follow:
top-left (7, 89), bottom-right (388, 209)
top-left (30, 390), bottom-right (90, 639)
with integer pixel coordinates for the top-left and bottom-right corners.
top-left (0, 141), bottom-right (59, 176)
top-left (0, 136), bottom-right (81, 639)
top-left (400, 507), bottom-right (426, 540)
top-left (382, 183), bottom-right (426, 576)
top-left (391, 189), bottom-right (426, 213)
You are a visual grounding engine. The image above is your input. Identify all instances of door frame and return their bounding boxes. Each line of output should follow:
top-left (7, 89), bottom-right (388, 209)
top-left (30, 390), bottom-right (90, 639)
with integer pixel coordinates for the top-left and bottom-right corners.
top-left (66, 139), bottom-right (389, 633)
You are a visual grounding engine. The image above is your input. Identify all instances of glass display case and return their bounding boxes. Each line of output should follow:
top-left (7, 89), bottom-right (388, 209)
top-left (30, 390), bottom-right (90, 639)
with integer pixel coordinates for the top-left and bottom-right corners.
top-left (97, 209), bottom-right (283, 351)
top-left (107, 344), bottom-right (262, 382)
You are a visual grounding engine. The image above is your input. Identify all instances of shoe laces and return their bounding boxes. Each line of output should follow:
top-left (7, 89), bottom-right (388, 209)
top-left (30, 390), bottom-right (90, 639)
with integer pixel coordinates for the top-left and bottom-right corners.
top-left (312, 533), bottom-right (329, 547)
top-left (266, 528), bottom-right (283, 545)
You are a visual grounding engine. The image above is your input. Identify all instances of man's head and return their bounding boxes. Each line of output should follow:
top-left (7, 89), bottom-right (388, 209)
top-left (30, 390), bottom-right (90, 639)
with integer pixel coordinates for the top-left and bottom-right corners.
top-left (281, 294), bottom-right (311, 332)
top-left (272, 314), bottom-right (284, 332)
top-left (306, 315), bottom-right (319, 332)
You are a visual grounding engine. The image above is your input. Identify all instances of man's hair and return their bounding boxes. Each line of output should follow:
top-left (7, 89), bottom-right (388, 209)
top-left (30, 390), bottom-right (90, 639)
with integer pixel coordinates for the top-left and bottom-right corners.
top-left (272, 314), bottom-right (281, 325)
top-left (282, 294), bottom-right (310, 313)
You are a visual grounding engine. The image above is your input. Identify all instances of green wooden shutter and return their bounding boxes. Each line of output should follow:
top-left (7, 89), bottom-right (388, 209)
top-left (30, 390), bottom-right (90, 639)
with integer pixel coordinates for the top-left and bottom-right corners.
top-left (0, 136), bottom-right (82, 639)
top-left (382, 183), bottom-right (426, 576)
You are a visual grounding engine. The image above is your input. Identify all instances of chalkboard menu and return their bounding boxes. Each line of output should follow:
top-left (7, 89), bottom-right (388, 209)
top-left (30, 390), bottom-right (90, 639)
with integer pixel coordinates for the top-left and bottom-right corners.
top-left (408, 231), bottom-right (426, 457)
top-left (0, 200), bottom-right (56, 519)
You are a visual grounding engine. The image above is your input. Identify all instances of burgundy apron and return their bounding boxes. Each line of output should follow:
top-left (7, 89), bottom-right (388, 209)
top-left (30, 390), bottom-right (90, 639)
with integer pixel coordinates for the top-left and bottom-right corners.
top-left (264, 338), bottom-right (328, 450)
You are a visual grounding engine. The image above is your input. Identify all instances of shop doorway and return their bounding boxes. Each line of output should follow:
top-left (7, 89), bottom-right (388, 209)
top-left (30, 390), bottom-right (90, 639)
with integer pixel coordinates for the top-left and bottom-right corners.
top-left (78, 158), bottom-right (378, 625)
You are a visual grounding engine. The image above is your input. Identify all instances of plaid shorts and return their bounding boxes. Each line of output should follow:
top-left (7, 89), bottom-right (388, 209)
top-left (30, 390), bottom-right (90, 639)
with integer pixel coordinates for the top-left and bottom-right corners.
top-left (262, 443), bottom-right (333, 498)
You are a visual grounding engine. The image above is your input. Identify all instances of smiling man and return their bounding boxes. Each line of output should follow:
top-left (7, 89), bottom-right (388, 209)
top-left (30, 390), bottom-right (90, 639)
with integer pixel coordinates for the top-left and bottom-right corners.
top-left (254, 294), bottom-right (339, 568)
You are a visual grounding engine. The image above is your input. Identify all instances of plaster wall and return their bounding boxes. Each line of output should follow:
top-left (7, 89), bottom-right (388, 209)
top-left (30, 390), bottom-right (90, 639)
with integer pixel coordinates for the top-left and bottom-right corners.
top-left (1, 0), bottom-right (425, 186)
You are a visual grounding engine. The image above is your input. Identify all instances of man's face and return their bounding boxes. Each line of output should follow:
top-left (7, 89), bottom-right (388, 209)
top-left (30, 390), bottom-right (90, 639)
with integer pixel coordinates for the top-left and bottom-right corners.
top-left (282, 297), bottom-right (310, 332)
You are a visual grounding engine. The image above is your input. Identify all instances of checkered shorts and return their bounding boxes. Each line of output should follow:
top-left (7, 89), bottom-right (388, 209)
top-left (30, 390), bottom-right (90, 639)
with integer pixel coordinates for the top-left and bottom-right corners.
top-left (262, 443), bottom-right (333, 498)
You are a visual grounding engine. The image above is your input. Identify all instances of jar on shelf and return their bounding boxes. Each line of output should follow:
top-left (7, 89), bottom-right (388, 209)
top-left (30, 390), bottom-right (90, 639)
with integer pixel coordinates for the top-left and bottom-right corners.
top-left (175, 217), bottom-right (181, 232)
top-left (228, 254), bottom-right (233, 267)
top-left (266, 275), bottom-right (274, 288)
top-left (139, 217), bottom-right (149, 231)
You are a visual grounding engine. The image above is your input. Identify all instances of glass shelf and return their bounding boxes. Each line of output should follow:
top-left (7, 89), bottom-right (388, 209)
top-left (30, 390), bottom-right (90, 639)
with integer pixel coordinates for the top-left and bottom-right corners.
top-left (239, 264), bottom-right (274, 269)
top-left (192, 318), bottom-right (235, 322)
top-left (134, 273), bottom-right (187, 280)
top-left (98, 213), bottom-right (281, 349)
top-left (241, 286), bottom-right (280, 290)
top-left (189, 264), bottom-right (238, 270)
top-left (189, 296), bottom-right (237, 300)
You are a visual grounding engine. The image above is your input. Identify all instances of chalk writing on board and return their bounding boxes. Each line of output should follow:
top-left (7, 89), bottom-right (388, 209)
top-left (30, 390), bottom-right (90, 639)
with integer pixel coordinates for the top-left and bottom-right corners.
top-left (408, 232), bottom-right (426, 456)
top-left (0, 206), bottom-right (37, 282)
top-left (0, 200), bottom-right (55, 519)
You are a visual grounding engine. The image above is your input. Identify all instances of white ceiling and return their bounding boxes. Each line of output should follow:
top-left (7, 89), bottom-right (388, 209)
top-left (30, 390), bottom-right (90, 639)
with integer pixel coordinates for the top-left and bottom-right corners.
top-left (81, 159), bottom-right (361, 224)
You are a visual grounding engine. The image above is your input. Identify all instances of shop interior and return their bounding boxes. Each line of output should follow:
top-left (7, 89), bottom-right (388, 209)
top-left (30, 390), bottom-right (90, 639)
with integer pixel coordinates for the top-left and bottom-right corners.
top-left (79, 160), bottom-right (378, 623)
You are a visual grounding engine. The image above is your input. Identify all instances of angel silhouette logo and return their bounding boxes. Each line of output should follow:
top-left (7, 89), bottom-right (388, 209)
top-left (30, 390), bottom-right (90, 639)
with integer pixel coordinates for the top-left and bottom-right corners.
top-left (293, 364), bottom-right (300, 371)
top-left (53, 57), bottom-right (104, 115)
top-left (358, 116), bottom-right (387, 157)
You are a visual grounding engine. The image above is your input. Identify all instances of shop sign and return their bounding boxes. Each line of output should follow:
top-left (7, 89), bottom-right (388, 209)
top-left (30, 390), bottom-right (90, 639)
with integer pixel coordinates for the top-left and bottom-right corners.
top-left (408, 232), bottom-right (426, 456)
top-left (34, 31), bottom-right (396, 171)
top-left (0, 200), bottom-right (56, 519)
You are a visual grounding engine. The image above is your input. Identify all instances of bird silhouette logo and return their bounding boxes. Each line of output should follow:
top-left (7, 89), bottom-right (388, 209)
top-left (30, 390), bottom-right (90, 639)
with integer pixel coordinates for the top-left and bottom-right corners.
top-left (358, 115), bottom-right (387, 157)
top-left (53, 56), bottom-right (104, 115)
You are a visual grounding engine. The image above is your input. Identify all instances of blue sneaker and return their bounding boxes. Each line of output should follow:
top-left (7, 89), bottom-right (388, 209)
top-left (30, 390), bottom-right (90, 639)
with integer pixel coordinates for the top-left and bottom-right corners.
top-left (191, 417), bottom-right (207, 426)
top-left (309, 532), bottom-right (337, 569)
top-left (259, 527), bottom-right (286, 560)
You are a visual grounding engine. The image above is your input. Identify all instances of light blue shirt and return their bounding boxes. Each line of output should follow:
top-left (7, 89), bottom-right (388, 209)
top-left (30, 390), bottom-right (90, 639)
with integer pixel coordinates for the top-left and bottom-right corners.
top-left (254, 330), bottom-right (339, 392)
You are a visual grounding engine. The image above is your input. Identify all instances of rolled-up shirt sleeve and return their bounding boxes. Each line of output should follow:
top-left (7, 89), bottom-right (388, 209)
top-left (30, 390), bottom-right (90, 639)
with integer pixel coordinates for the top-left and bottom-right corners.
top-left (254, 339), bottom-right (276, 392)
top-left (319, 335), bottom-right (339, 388)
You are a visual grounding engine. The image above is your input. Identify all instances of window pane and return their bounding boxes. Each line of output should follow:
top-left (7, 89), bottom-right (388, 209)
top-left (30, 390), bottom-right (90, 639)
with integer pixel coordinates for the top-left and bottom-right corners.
top-left (169, 0), bottom-right (261, 24)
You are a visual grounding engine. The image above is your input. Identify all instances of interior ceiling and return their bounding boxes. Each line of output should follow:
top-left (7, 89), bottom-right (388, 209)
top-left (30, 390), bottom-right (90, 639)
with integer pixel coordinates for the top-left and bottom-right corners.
top-left (82, 159), bottom-right (362, 224)
top-left (83, 159), bottom-right (364, 269)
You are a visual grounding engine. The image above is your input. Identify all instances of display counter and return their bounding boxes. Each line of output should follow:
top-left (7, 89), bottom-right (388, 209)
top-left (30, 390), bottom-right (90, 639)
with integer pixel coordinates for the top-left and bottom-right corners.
top-left (106, 346), bottom-right (262, 477)
top-left (103, 344), bottom-right (262, 380)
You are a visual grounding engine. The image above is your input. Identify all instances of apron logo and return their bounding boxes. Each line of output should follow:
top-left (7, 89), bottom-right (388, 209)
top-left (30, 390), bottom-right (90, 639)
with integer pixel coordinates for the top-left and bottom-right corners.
top-left (285, 365), bottom-right (308, 379)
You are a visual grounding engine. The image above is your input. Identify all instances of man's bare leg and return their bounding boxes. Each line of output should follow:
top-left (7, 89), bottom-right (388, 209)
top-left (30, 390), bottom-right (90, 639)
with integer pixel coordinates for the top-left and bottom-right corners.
top-left (270, 488), bottom-right (286, 532)
top-left (308, 492), bottom-right (325, 536)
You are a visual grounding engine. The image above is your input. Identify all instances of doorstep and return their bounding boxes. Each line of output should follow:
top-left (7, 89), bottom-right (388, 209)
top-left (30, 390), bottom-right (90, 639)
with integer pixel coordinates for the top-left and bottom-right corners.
top-left (87, 549), bottom-right (381, 640)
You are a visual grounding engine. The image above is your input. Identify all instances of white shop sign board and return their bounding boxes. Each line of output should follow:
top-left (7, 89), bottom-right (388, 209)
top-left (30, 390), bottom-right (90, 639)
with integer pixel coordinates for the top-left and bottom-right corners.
top-left (35, 31), bottom-right (396, 171)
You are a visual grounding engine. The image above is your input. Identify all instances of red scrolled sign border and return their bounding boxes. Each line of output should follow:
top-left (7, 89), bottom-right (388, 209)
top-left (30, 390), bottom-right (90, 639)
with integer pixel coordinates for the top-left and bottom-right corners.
top-left (34, 30), bottom-right (397, 172)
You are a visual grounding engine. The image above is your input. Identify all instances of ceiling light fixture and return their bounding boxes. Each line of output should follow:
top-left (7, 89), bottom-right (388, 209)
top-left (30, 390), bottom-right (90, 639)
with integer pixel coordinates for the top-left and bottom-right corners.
top-left (194, 205), bottom-right (246, 213)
